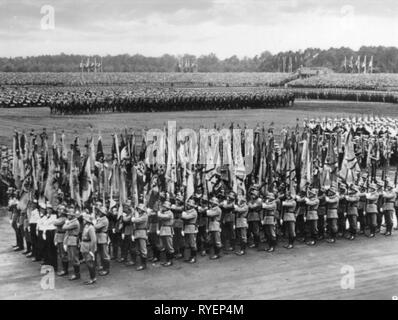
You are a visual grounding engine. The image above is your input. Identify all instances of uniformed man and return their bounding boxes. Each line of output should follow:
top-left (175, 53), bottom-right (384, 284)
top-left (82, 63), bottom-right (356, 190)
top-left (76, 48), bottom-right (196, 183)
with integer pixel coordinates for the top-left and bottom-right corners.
top-left (382, 180), bottom-right (396, 236)
top-left (304, 188), bottom-right (319, 246)
top-left (81, 212), bottom-right (97, 285)
top-left (53, 204), bottom-right (68, 276)
top-left (42, 203), bottom-right (58, 271)
top-left (181, 198), bottom-right (198, 263)
top-left (131, 203), bottom-right (148, 271)
top-left (28, 200), bottom-right (40, 261)
top-left (62, 205), bottom-right (81, 280)
top-left (366, 183), bottom-right (379, 238)
top-left (357, 183), bottom-right (368, 234)
top-left (262, 193), bottom-right (277, 252)
top-left (247, 188), bottom-right (262, 248)
top-left (157, 200), bottom-right (175, 267)
top-left (108, 204), bottom-right (122, 260)
top-left (220, 191), bottom-right (236, 252)
top-left (206, 197), bottom-right (222, 260)
top-left (171, 192), bottom-right (185, 259)
top-left (337, 185), bottom-right (347, 237)
top-left (95, 206), bottom-right (110, 275)
top-left (234, 195), bottom-right (248, 256)
top-left (120, 202), bottom-right (135, 266)
top-left (295, 190), bottom-right (307, 241)
top-left (282, 192), bottom-right (297, 249)
top-left (36, 202), bottom-right (47, 263)
top-left (196, 195), bottom-right (209, 257)
top-left (345, 185), bottom-right (360, 240)
top-left (317, 188), bottom-right (327, 240)
top-left (325, 186), bottom-right (339, 243)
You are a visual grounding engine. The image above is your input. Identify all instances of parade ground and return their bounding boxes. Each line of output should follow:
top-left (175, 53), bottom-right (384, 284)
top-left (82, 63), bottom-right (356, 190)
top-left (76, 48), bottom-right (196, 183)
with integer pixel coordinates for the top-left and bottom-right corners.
top-left (1, 100), bottom-right (398, 300)
top-left (2, 100), bottom-right (398, 147)
top-left (1, 208), bottom-right (398, 300)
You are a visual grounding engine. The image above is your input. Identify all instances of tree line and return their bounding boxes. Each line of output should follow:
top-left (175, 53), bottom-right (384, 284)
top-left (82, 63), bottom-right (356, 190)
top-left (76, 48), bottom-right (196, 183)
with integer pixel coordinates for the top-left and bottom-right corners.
top-left (1, 46), bottom-right (398, 73)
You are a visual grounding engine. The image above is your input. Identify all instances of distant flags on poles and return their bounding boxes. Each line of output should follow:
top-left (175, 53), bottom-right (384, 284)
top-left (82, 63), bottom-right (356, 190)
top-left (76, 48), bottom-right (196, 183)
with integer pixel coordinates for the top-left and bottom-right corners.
top-left (80, 56), bottom-right (103, 73)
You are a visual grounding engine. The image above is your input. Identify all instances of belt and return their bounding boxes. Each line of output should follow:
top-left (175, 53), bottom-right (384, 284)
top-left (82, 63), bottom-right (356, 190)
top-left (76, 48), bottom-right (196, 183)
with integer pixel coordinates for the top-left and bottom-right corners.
top-left (185, 223), bottom-right (197, 226)
top-left (82, 239), bottom-right (91, 242)
top-left (57, 231), bottom-right (65, 234)
top-left (135, 228), bottom-right (147, 231)
top-left (95, 231), bottom-right (107, 234)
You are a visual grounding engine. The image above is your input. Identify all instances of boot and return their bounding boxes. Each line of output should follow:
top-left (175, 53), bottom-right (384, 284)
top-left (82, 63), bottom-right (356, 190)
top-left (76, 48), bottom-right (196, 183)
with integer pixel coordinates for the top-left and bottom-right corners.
top-left (136, 257), bottom-right (147, 271)
top-left (163, 252), bottom-right (173, 267)
top-left (368, 226), bottom-right (375, 238)
top-left (99, 260), bottom-right (110, 276)
top-left (151, 248), bottom-right (160, 263)
top-left (189, 250), bottom-right (197, 263)
top-left (327, 232), bottom-right (336, 243)
top-left (57, 261), bottom-right (69, 276)
top-left (266, 240), bottom-right (276, 252)
top-left (184, 248), bottom-right (191, 262)
top-left (84, 262), bottom-right (97, 285)
top-left (175, 247), bottom-right (184, 259)
top-left (210, 246), bottom-right (220, 260)
top-left (69, 266), bottom-right (80, 281)
top-left (284, 236), bottom-right (294, 249)
top-left (384, 226), bottom-right (392, 236)
top-left (235, 242), bottom-right (246, 256)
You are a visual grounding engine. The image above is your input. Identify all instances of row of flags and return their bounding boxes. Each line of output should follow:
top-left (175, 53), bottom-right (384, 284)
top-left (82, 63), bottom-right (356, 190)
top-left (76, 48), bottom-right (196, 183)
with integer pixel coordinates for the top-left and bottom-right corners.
top-left (3, 122), bottom-right (383, 212)
top-left (80, 57), bottom-right (103, 73)
top-left (343, 56), bottom-right (374, 73)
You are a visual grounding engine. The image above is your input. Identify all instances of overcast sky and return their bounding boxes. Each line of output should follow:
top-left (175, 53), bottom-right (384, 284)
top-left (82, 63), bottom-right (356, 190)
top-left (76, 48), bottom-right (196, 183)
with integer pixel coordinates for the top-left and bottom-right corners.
top-left (1, 0), bottom-right (398, 58)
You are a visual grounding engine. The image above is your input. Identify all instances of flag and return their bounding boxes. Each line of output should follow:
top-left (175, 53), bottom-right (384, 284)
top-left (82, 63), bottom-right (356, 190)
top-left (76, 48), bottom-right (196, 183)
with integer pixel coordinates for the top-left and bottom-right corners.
top-left (369, 56), bottom-right (374, 73)
top-left (356, 56), bottom-right (361, 73)
top-left (339, 130), bottom-right (360, 184)
top-left (80, 155), bottom-right (93, 205)
top-left (362, 56), bottom-right (367, 73)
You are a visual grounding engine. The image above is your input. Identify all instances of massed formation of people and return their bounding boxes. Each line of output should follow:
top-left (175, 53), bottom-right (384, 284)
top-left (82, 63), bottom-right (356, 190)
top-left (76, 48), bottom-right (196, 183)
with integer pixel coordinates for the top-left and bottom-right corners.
top-left (0, 86), bottom-right (295, 113)
top-left (5, 174), bottom-right (398, 286)
top-left (3, 115), bottom-right (398, 285)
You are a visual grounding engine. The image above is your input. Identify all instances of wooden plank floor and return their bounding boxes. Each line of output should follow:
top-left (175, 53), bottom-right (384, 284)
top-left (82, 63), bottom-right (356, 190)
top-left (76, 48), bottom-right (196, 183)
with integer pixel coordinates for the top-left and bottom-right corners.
top-left (1, 210), bottom-right (397, 300)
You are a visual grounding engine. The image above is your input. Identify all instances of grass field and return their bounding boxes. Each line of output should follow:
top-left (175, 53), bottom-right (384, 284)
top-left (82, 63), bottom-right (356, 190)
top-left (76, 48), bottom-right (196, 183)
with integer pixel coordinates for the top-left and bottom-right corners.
top-left (1, 100), bottom-right (398, 148)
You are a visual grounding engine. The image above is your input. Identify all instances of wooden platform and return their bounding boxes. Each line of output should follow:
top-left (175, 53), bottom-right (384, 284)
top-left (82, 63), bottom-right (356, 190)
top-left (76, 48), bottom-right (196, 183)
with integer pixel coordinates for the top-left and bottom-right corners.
top-left (1, 210), bottom-right (397, 300)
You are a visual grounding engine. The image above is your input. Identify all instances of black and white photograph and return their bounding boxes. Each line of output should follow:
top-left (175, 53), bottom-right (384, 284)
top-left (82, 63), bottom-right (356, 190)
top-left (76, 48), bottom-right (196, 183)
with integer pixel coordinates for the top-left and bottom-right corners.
top-left (1, 0), bottom-right (398, 304)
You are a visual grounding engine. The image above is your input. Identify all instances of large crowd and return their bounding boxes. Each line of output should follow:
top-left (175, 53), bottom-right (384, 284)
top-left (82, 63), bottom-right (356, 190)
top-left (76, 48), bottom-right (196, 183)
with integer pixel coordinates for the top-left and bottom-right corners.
top-left (1, 116), bottom-right (398, 285)
top-left (0, 87), bottom-right (295, 113)
top-left (288, 73), bottom-right (398, 91)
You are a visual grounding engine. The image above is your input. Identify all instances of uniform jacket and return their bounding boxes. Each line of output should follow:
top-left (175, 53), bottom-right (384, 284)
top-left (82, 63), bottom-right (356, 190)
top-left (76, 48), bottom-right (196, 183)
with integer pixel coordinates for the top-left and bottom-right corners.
top-left (122, 212), bottom-right (134, 235)
top-left (366, 192), bottom-right (379, 214)
top-left (234, 203), bottom-right (248, 228)
top-left (171, 204), bottom-right (184, 229)
top-left (147, 209), bottom-right (159, 233)
top-left (247, 198), bottom-right (262, 221)
top-left (220, 200), bottom-right (235, 224)
top-left (62, 218), bottom-right (81, 246)
top-left (53, 216), bottom-right (67, 243)
top-left (295, 196), bottom-right (307, 216)
top-left (325, 195), bottom-right (339, 219)
top-left (197, 206), bottom-right (208, 227)
top-left (206, 206), bottom-right (222, 232)
top-left (382, 191), bottom-right (396, 211)
top-left (282, 199), bottom-right (296, 222)
top-left (94, 216), bottom-right (109, 244)
top-left (262, 200), bottom-right (276, 225)
top-left (131, 213), bottom-right (148, 240)
top-left (318, 195), bottom-right (326, 216)
top-left (358, 192), bottom-right (367, 210)
top-left (345, 194), bottom-right (359, 216)
top-left (182, 208), bottom-right (198, 234)
top-left (305, 197), bottom-right (319, 220)
top-left (80, 224), bottom-right (97, 254)
top-left (158, 210), bottom-right (174, 236)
